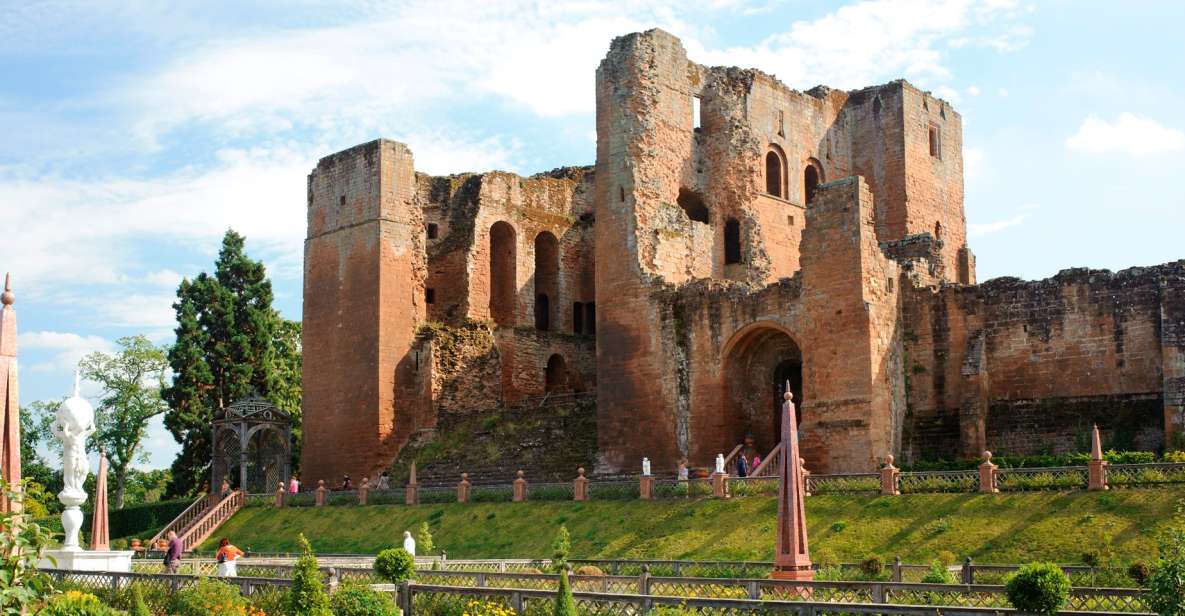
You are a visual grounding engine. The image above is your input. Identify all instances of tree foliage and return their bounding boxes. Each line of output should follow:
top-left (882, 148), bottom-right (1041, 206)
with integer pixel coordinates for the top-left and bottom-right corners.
top-left (551, 525), bottom-right (571, 572)
top-left (553, 567), bottom-right (577, 616)
top-left (1148, 504), bottom-right (1185, 616)
top-left (78, 335), bottom-right (170, 509)
top-left (0, 480), bottom-right (57, 615)
top-left (163, 230), bottom-right (300, 497)
top-left (374, 547), bottom-right (416, 584)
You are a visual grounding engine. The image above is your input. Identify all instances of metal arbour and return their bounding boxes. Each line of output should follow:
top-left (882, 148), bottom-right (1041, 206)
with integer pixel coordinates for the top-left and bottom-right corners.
top-left (211, 394), bottom-right (292, 494)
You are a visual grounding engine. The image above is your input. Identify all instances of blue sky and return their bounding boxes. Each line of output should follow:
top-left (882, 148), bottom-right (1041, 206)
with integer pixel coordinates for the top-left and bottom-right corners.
top-left (2, 0), bottom-right (1183, 469)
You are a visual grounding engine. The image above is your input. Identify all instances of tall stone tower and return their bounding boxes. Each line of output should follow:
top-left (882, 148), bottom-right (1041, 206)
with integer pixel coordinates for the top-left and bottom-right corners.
top-left (301, 140), bottom-right (430, 485)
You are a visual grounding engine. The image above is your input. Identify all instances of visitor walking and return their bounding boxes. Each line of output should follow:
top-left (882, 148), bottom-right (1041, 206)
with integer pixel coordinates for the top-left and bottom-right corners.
top-left (736, 454), bottom-right (748, 478)
top-left (678, 459), bottom-right (689, 481)
top-left (340, 474), bottom-right (353, 491)
top-left (163, 530), bottom-right (183, 574)
top-left (215, 537), bottom-right (245, 577)
top-left (403, 530), bottom-right (416, 556)
top-left (288, 474), bottom-right (300, 494)
top-left (376, 471), bottom-right (391, 490)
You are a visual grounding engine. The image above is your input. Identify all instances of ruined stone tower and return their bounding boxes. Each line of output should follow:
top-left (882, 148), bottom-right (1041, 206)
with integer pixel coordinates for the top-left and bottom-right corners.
top-left (300, 29), bottom-right (1185, 484)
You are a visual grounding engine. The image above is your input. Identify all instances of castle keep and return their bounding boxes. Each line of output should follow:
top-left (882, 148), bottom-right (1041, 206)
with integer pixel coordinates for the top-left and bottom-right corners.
top-left (301, 30), bottom-right (1185, 484)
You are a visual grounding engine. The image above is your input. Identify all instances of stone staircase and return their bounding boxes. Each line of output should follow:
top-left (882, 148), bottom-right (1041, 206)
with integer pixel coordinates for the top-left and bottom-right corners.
top-left (148, 490), bottom-right (246, 553)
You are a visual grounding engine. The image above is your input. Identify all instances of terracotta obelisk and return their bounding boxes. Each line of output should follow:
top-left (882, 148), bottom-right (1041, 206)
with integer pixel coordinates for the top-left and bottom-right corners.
top-left (772, 384), bottom-right (812, 581)
top-left (91, 450), bottom-right (110, 551)
top-left (0, 273), bottom-right (22, 513)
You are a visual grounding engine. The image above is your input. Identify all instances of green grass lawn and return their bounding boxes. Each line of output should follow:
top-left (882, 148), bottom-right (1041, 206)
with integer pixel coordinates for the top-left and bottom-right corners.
top-left (205, 488), bottom-right (1184, 564)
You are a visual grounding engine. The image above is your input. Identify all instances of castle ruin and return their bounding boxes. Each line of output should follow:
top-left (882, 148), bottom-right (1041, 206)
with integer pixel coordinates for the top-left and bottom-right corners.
top-left (300, 29), bottom-right (1185, 484)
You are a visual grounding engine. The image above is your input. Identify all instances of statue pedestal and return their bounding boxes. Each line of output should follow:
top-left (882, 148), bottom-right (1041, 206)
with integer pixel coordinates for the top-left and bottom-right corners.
top-left (39, 549), bottom-right (134, 572)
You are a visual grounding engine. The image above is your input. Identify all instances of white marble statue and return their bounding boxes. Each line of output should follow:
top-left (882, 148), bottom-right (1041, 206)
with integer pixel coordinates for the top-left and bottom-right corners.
top-left (403, 530), bottom-right (416, 556)
top-left (715, 453), bottom-right (725, 475)
top-left (642, 457), bottom-right (651, 476)
top-left (53, 372), bottom-right (96, 551)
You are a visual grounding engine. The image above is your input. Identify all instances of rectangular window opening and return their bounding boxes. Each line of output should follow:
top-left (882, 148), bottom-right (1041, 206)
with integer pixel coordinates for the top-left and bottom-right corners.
top-left (426, 223), bottom-right (439, 239)
top-left (692, 96), bottom-right (702, 131)
top-left (585, 302), bottom-right (596, 335)
top-left (339, 195), bottom-right (346, 207)
top-left (928, 125), bottom-right (942, 159)
top-left (572, 302), bottom-right (584, 334)
top-left (425, 288), bottom-right (435, 304)
top-left (777, 109), bottom-right (785, 137)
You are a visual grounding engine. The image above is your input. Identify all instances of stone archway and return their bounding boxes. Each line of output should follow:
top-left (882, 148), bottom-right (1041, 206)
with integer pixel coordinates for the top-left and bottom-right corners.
top-left (723, 324), bottom-right (805, 461)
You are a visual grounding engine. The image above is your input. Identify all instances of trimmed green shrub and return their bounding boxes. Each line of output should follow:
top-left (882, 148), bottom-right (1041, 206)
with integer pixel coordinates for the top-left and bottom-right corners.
top-left (374, 547), bottom-right (416, 584)
top-left (288, 533), bottom-right (332, 616)
top-left (330, 583), bottom-right (399, 616)
top-left (921, 560), bottom-right (955, 584)
top-left (416, 521), bottom-right (435, 555)
top-left (1127, 562), bottom-right (1151, 586)
top-left (860, 555), bottom-right (884, 578)
top-left (39, 590), bottom-right (126, 616)
top-left (1005, 562), bottom-right (1071, 615)
top-left (554, 568), bottom-right (577, 616)
top-left (171, 579), bottom-right (249, 616)
top-left (130, 585), bottom-right (151, 616)
top-left (551, 525), bottom-right (571, 570)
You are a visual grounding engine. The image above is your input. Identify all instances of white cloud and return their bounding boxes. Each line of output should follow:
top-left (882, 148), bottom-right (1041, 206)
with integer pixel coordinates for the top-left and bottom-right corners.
top-left (109, 0), bottom-right (1028, 144)
top-left (18, 330), bottom-right (115, 373)
top-left (1065, 113), bottom-right (1185, 157)
top-left (969, 213), bottom-right (1028, 236)
top-left (966, 85), bottom-right (981, 96)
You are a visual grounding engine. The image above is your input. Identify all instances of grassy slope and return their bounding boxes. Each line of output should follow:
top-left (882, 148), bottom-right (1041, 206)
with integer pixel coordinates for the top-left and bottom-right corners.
top-left (207, 488), bottom-right (1183, 564)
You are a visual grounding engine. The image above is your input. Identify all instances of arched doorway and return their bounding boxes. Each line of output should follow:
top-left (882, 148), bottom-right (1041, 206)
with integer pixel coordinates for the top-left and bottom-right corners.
top-left (545, 354), bottom-right (567, 392)
top-left (534, 231), bottom-right (559, 330)
top-left (489, 222), bottom-right (517, 326)
top-left (804, 158), bottom-right (824, 205)
top-left (723, 324), bottom-right (805, 459)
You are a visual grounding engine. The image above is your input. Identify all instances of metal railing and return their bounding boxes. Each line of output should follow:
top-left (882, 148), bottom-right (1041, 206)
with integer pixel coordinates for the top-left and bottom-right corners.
top-left (391, 581), bottom-right (1151, 616)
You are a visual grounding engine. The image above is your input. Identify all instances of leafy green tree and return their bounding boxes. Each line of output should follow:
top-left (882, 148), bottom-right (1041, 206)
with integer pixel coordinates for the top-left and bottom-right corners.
top-left (271, 318), bottom-right (302, 469)
top-left (163, 230), bottom-right (299, 497)
top-left (78, 335), bottom-right (169, 509)
top-left (374, 547), bottom-right (415, 584)
top-left (18, 400), bottom-right (61, 515)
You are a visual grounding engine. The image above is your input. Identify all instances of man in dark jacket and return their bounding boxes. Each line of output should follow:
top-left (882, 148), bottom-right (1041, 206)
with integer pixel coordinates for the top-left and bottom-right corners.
top-left (164, 530), bottom-right (183, 574)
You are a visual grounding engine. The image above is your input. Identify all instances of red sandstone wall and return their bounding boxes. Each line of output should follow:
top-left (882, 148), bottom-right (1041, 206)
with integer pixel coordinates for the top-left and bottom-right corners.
top-left (302, 140), bottom-right (427, 485)
top-left (902, 264), bottom-right (1185, 461)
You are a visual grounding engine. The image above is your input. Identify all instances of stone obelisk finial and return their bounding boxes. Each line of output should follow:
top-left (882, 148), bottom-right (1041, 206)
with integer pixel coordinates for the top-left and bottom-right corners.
top-left (0, 273), bottom-right (21, 513)
top-left (773, 381), bottom-right (812, 583)
top-left (1088, 424), bottom-right (1108, 491)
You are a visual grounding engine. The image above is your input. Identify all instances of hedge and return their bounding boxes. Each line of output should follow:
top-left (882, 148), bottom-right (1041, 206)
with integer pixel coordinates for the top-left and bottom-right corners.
top-left (34, 499), bottom-right (192, 541)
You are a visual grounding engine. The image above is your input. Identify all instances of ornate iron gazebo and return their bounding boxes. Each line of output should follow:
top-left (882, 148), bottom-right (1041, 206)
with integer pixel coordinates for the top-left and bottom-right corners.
top-left (211, 394), bottom-right (292, 494)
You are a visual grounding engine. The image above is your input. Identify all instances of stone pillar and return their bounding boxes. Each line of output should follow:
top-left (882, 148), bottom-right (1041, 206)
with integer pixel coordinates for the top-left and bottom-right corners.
top-left (712, 471), bottom-right (728, 498)
top-left (275, 482), bottom-right (286, 508)
top-left (978, 451), bottom-right (998, 493)
top-left (513, 470), bottom-right (527, 502)
top-left (406, 462), bottom-right (420, 505)
top-left (457, 473), bottom-right (471, 503)
top-left (639, 475), bottom-right (654, 500)
top-left (772, 389), bottom-right (813, 584)
top-left (573, 468), bottom-right (588, 501)
top-left (799, 458), bottom-right (812, 497)
top-left (1088, 425), bottom-right (1109, 491)
top-left (359, 477), bottom-right (369, 505)
top-left (315, 480), bottom-right (326, 506)
top-left (880, 456), bottom-right (900, 496)
top-left (0, 274), bottom-right (21, 515)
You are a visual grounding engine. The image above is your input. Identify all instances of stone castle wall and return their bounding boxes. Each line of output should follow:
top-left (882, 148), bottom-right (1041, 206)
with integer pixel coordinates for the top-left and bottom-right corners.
top-left (298, 29), bottom-right (1183, 485)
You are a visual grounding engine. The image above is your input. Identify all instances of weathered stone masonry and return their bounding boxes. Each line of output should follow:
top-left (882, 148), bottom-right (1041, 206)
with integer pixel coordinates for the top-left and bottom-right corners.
top-left (300, 29), bottom-right (1185, 483)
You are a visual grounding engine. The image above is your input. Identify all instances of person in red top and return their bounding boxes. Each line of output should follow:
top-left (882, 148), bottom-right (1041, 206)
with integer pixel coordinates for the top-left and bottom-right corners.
top-left (215, 537), bottom-right (245, 577)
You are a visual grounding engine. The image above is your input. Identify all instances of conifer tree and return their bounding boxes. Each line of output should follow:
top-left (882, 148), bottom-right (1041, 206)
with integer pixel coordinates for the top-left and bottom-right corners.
top-left (163, 230), bottom-right (299, 497)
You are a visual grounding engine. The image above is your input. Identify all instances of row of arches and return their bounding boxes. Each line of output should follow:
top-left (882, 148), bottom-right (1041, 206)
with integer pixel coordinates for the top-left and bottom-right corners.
top-left (489, 222), bottom-right (593, 334)
top-left (765, 145), bottom-right (825, 206)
